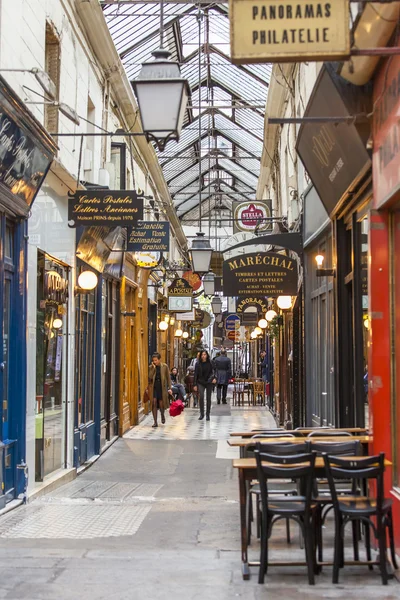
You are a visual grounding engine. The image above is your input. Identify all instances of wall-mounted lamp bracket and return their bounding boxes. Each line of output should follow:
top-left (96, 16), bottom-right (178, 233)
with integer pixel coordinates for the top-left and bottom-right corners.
top-left (316, 269), bottom-right (336, 277)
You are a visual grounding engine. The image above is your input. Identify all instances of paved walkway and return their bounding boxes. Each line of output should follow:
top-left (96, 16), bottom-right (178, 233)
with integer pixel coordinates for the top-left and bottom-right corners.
top-left (0, 400), bottom-right (398, 599)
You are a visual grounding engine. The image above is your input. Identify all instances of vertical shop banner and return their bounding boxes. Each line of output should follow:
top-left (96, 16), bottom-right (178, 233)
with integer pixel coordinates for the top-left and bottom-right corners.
top-left (126, 221), bottom-right (170, 252)
top-left (233, 201), bottom-right (272, 233)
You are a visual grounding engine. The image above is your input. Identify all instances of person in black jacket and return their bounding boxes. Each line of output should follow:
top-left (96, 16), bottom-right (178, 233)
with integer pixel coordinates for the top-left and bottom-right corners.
top-left (214, 349), bottom-right (232, 404)
top-left (194, 350), bottom-right (216, 421)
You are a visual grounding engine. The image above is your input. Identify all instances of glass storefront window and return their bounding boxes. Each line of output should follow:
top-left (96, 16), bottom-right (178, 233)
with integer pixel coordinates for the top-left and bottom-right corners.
top-left (360, 217), bottom-right (369, 426)
top-left (75, 288), bottom-right (96, 427)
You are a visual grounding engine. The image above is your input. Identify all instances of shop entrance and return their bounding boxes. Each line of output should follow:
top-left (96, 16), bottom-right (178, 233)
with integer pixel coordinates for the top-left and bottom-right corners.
top-left (35, 252), bottom-right (69, 481)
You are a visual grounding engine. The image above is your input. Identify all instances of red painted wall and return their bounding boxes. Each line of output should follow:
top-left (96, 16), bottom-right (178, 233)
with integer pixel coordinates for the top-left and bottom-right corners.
top-left (369, 209), bottom-right (400, 552)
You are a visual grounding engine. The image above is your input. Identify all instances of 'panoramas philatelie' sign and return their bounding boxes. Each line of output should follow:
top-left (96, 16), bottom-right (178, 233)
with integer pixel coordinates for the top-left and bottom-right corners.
top-left (230, 0), bottom-right (350, 64)
top-left (68, 190), bottom-right (144, 227)
top-left (223, 252), bottom-right (298, 297)
top-left (127, 221), bottom-right (170, 252)
top-left (236, 297), bottom-right (268, 314)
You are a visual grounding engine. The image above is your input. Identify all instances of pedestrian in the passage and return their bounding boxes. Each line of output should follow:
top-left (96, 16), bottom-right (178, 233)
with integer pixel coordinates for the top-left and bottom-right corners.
top-left (259, 350), bottom-right (268, 382)
top-left (170, 367), bottom-right (186, 402)
top-left (184, 366), bottom-right (198, 407)
top-left (194, 350), bottom-right (216, 421)
top-left (214, 349), bottom-right (232, 405)
top-left (148, 352), bottom-right (172, 428)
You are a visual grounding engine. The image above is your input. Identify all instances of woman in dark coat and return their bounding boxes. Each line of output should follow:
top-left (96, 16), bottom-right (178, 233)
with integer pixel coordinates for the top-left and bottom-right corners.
top-left (148, 352), bottom-right (172, 428)
top-left (193, 350), bottom-right (216, 421)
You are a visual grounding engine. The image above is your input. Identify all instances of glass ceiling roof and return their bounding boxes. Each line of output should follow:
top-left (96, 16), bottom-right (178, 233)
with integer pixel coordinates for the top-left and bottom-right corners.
top-left (102, 1), bottom-right (271, 222)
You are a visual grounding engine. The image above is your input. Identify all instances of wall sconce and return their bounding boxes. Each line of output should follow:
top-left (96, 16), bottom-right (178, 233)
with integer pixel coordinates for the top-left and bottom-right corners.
top-left (254, 326), bottom-right (262, 336)
top-left (52, 318), bottom-right (63, 329)
top-left (175, 328), bottom-right (183, 337)
top-left (164, 314), bottom-right (170, 323)
top-left (182, 331), bottom-right (189, 339)
top-left (159, 320), bottom-right (168, 331)
top-left (170, 316), bottom-right (175, 326)
top-left (315, 254), bottom-right (336, 277)
top-left (250, 331), bottom-right (258, 339)
top-left (265, 309), bottom-right (277, 322)
top-left (76, 270), bottom-right (98, 294)
top-left (277, 296), bottom-right (292, 310)
top-left (258, 318), bottom-right (268, 329)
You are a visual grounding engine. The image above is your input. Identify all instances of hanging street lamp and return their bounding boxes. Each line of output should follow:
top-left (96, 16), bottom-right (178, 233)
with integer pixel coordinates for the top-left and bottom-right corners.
top-left (189, 232), bottom-right (213, 276)
top-left (211, 296), bottom-right (222, 314)
top-left (202, 272), bottom-right (215, 296)
top-left (131, 0), bottom-right (190, 151)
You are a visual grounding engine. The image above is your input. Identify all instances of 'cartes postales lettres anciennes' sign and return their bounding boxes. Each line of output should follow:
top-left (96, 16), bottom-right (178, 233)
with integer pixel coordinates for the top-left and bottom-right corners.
top-left (127, 221), bottom-right (170, 252)
top-left (223, 252), bottom-right (298, 297)
top-left (68, 190), bottom-right (144, 227)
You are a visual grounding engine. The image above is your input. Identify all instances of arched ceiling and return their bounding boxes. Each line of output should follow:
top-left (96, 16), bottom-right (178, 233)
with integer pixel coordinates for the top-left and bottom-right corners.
top-left (102, 1), bottom-right (271, 225)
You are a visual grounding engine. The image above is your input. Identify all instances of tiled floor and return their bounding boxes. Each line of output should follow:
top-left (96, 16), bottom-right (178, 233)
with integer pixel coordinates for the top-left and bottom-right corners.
top-left (125, 401), bottom-right (276, 441)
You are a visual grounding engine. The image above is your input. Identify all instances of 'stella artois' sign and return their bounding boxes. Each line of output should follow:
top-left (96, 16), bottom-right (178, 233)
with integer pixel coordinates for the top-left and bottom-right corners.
top-left (229, 0), bottom-right (350, 64)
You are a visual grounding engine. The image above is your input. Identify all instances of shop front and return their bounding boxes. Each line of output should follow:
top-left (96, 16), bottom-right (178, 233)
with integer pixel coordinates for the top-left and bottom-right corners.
top-left (369, 52), bottom-right (400, 552)
top-left (297, 64), bottom-right (372, 429)
top-left (35, 254), bottom-right (69, 481)
top-left (0, 76), bottom-right (55, 505)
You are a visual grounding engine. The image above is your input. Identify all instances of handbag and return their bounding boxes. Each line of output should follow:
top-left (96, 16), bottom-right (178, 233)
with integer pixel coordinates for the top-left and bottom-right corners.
top-left (143, 387), bottom-right (150, 405)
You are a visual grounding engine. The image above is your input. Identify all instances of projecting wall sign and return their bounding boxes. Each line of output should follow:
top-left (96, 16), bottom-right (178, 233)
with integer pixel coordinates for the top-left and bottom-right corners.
top-left (223, 252), bottom-right (298, 297)
top-left (229, 0), bottom-right (350, 64)
top-left (233, 201), bottom-right (272, 233)
top-left (236, 297), bottom-right (268, 314)
top-left (68, 190), bottom-right (144, 227)
top-left (127, 221), bottom-right (170, 252)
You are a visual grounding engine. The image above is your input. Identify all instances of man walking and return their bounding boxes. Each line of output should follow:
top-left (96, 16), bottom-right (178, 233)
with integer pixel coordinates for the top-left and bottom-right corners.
top-left (214, 349), bottom-right (232, 404)
top-left (259, 350), bottom-right (268, 382)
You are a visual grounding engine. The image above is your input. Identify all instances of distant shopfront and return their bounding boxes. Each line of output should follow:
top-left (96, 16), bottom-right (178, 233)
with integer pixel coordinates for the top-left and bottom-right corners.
top-left (297, 64), bottom-right (372, 429)
top-left (0, 76), bottom-right (55, 505)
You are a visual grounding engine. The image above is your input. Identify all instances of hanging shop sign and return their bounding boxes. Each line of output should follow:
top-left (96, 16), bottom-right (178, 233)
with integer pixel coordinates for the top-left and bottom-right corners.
top-left (0, 76), bottom-right (56, 215)
top-left (127, 221), bottom-right (170, 252)
top-left (373, 54), bottom-right (400, 209)
top-left (233, 201), bottom-right (272, 233)
top-left (182, 270), bottom-right (202, 291)
top-left (223, 251), bottom-right (297, 297)
top-left (134, 251), bottom-right (161, 269)
top-left (168, 277), bottom-right (193, 312)
top-left (296, 65), bottom-right (371, 217)
top-left (236, 297), bottom-right (268, 314)
top-left (227, 330), bottom-right (240, 342)
top-left (225, 313), bottom-right (241, 331)
top-left (68, 190), bottom-right (144, 227)
top-left (229, 0), bottom-right (350, 65)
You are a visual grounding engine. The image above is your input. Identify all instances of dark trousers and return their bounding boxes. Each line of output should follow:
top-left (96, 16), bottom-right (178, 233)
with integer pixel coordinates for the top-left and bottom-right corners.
top-left (217, 384), bottom-right (228, 403)
top-left (198, 383), bottom-right (212, 417)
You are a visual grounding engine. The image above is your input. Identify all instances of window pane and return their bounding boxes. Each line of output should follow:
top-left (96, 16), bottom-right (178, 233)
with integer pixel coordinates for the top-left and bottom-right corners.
top-left (5, 224), bottom-right (13, 259)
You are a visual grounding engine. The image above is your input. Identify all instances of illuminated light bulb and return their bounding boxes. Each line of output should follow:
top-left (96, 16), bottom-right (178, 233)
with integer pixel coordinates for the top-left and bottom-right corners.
top-left (182, 331), bottom-right (189, 339)
top-left (77, 270), bottom-right (98, 291)
top-left (258, 318), bottom-right (268, 329)
top-left (265, 309), bottom-right (277, 322)
top-left (159, 321), bottom-right (168, 331)
top-left (277, 296), bottom-right (292, 310)
top-left (254, 327), bottom-right (262, 335)
top-left (315, 254), bottom-right (325, 267)
top-left (175, 329), bottom-right (183, 337)
top-left (53, 318), bottom-right (63, 329)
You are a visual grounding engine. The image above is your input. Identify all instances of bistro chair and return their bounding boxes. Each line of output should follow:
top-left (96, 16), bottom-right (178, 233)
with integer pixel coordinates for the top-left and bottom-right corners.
top-left (253, 380), bottom-right (266, 406)
top-left (254, 446), bottom-right (318, 585)
top-left (323, 452), bottom-right (397, 584)
top-left (310, 440), bottom-right (362, 564)
top-left (246, 435), bottom-right (308, 545)
top-left (232, 379), bottom-right (245, 406)
top-left (308, 430), bottom-right (353, 438)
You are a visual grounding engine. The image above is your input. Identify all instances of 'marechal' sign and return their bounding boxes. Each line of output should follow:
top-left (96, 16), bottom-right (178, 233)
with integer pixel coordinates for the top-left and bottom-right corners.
top-left (223, 252), bottom-right (297, 297)
top-left (230, 0), bottom-right (350, 64)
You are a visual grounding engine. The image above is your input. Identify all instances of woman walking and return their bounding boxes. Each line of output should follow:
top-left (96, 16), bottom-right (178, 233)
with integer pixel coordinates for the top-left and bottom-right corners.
top-left (193, 350), bottom-right (216, 421)
top-left (148, 352), bottom-right (172, 428)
